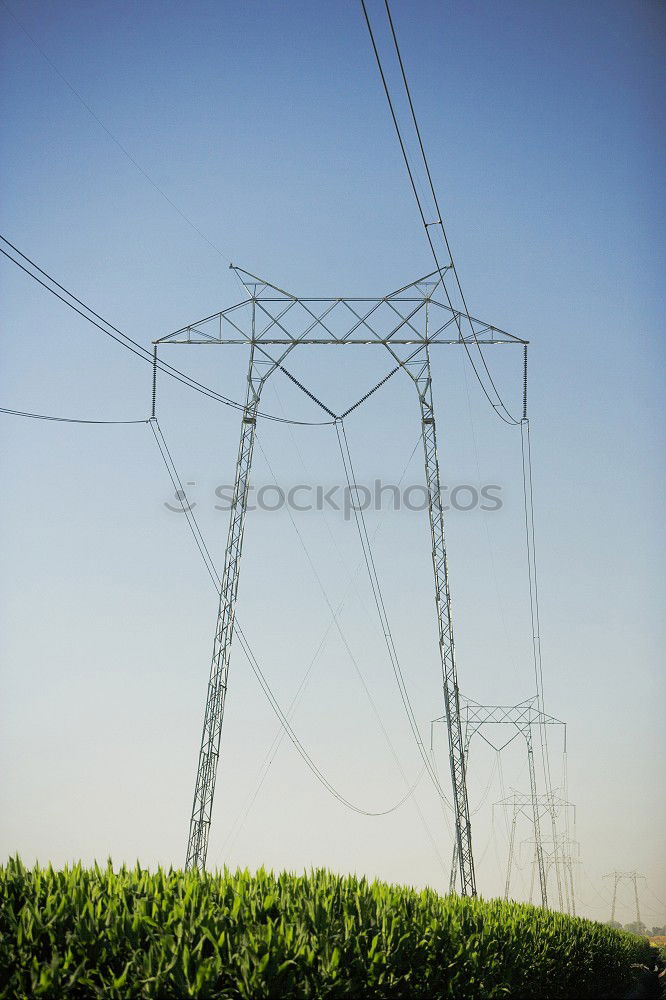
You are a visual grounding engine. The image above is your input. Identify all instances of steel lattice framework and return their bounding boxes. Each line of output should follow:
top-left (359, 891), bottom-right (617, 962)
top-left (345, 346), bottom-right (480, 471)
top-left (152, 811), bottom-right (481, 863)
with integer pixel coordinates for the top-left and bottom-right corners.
top-left (495, 791), bottom-right (575, 911)
top-left (603, 871), bottom-right (646, 925)
top-left (156, 267), bottom-right (526, 893)
top-left (521, 832), bottom-right (580, 914)
top-left (432, 695), bottom-right (565, 907)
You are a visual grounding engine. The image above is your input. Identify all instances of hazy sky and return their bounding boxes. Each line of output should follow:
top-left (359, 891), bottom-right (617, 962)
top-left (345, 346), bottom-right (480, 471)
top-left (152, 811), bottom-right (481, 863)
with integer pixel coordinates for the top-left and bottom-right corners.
top-left (1, 0), bottom-right (664, 925)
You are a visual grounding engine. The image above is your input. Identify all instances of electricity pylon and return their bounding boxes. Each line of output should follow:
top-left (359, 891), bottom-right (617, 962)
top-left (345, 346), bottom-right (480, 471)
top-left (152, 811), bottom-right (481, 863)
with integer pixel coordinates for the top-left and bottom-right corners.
top-left (494, 791), bottom-right (575, 909)
top-left (522, 834), bottom-right (579, 914)
top-left (431, 695), bottom-right (565, 907)
top-left (157, 267), bottom-right (526, 890)
top-left (603, 871), bottom-right (646, 925)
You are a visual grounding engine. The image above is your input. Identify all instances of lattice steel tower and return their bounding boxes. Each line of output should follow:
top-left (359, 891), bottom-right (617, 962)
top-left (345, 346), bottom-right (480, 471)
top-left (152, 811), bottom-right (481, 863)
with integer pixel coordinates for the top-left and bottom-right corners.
top-left (156, 267), bottom-right (526, 892)
top-left (432, 695), bottom-right (565, 907)
top-left (497, 792), bottom-right (576, 912)
top-left (603, 871), bottom-right (646, 925)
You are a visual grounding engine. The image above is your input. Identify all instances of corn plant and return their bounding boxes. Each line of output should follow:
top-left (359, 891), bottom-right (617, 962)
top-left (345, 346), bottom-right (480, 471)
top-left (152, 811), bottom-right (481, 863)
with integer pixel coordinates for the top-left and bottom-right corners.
top-left (0, 857), bottom-right (652, 998)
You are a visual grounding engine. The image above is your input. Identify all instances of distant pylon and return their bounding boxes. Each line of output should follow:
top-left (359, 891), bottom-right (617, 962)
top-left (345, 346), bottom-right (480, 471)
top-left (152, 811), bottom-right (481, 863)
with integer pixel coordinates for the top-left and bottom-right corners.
top-left (495, 791), bottom-right (575, 911)
top-left (522, 833), bottom-right (579, 915)
top-left (603, 871), bottom-right (646, 925)
top-left (432, 695), bottom-right (566, 908)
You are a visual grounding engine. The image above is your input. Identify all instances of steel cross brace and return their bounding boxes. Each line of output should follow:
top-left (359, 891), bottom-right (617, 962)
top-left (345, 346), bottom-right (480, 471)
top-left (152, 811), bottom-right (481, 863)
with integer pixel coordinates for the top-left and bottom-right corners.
top-left (157, 270), bottom-right (525, 885)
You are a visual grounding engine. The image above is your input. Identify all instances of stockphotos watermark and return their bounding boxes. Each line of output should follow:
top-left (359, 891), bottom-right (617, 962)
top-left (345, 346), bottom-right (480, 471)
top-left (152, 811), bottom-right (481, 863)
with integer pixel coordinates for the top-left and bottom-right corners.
top-left (164, 480), bottom-right (503, 519)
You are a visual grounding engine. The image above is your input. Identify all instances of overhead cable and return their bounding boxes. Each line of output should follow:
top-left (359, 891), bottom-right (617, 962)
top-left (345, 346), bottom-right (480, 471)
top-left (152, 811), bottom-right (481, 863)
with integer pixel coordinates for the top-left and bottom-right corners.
top-left (0, 235), bottom-right (332, 427)
top-left (0, 406), bottom-right (148, 425)
top-left (254, 434), bottom-right (432, 804)
top-left (148, 416), bottom-right (423, 818)
top-left (335, 418), bottom-right (453, 809)
top-left (221, 423), bottom-right (448, 872)
top-left (0, 0), bottom-right (238, 272)
top-left (359, 0), bottom-right (520, 425)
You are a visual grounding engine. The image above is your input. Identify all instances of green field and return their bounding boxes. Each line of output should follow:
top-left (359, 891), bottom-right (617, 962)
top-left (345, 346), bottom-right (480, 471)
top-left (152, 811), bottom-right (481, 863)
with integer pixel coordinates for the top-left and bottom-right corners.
top-left (0, 858), bottom-right (652, 998)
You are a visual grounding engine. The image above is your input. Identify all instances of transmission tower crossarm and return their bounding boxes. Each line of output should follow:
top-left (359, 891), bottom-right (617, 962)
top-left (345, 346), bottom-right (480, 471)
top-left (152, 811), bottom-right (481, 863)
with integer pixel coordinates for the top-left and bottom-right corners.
top-left (155, 270), bottom-right (527, 348)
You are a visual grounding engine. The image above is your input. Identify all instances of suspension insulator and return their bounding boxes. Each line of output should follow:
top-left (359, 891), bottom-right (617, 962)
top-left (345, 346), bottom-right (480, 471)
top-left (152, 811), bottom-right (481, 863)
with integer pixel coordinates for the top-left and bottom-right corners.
top-left (522, 346), bottom-right (528, 421)
top-left (151, 347), bottom-right (158, 419)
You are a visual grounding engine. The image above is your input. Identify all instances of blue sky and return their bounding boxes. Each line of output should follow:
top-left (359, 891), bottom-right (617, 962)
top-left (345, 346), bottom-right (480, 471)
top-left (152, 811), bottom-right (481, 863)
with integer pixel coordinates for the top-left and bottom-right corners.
top-left (1, 0), bottom-right (664, 922)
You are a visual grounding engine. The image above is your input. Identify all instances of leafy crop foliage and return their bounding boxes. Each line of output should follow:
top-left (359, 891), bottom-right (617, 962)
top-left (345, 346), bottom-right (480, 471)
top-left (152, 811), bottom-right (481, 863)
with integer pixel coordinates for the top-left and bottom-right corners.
top-left (0, 858), bottom-right (651, 998)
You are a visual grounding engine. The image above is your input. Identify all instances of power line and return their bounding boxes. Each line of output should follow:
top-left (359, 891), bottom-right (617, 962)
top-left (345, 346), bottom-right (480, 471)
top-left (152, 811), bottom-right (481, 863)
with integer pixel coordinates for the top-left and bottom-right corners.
top-left (381, 0), bottom-right (518, 425)
top-left (5, 0), bottom-right (519, 428)
top-left (236, 620), bottom-right (424, 818)
top-left (519, 413), bottom-right (563, 907)
top-left (335, 418), bottom-right (453, 809)
top-left (646, 885), bottom-right (666, 910)
top-left (520, 420), bottom-right (555, 794)
top-left (148, 416), bottom-right (423, 819)
top-left (457, 346), bottom-right (522, 677)
top-left (220, 418), bottom-right (449, 873)
top-left (0, 0), bottom-right (239, 273)
top-left (359, 0), bottom-right (520, 425)
top-left (5, 376), bottom-right (420, 824)
top-left (267, 397), bottom-right (453, 872)
top-left (0, 406), bottom-right (148, 425)
top-left (219, 595), bottom-right (347, 859)
top-left (359, 0), bottom-right (562, 895)
top-left (149, 418), bottom-right (221, 593)
top-left (253, 433), bottom-right (434, 802)
top-left (0, 236), bottom-right (332, 427)
top-left (17, 400), bottom-right (422, 821)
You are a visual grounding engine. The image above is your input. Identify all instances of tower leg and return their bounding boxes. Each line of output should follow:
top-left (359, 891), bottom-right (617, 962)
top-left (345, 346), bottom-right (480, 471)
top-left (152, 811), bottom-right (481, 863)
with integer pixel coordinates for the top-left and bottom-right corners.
top-left (611, 876), bottom-right (618, 924)
top-left (448, 735), bottom-right (470, 894)
top-left (568, 859), bottom-right (576, 916)
top-left (449, 839), bottom-right (458, 894)
top-left (504, 809), bottom-right (517, 901)
top-left (529, 849), bottom-right (538, 904)
top-left (549, 806), bottom-right (564, 910)
top-left (633, 876), bottom-right (641, 925)
top-left (414, 350), bottom-right (476, 896)
top-left (526, 730), bottom-right (548, 907)
top-left (185, 345), bottom-right (276, 871)
top-left (562, 861), bottom-right (572, 914)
